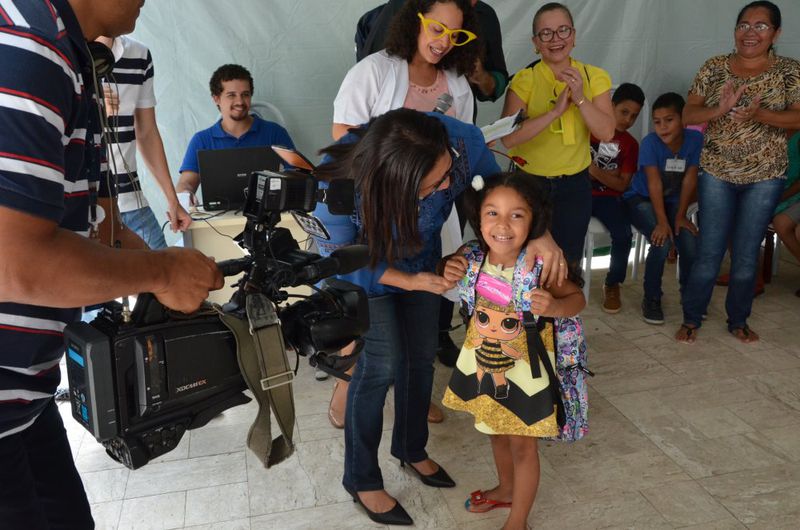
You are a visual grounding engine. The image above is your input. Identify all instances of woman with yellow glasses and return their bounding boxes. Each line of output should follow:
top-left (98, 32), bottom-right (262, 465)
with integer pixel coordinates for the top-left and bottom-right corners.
top-left (332, 0), bottom-right (479, 141)
top-left (501, 2), bottom-right (615, 269)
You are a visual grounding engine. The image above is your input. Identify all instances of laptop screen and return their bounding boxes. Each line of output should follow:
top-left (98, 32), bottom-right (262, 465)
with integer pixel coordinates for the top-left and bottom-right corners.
top-left (197, 146), bottom-right (281, 211)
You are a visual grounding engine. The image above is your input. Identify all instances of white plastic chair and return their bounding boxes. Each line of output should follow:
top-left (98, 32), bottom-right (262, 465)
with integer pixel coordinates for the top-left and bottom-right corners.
top-left (581, 217), bottom-right (610, 301)
top-left (249, 100), bottom-right (287, 127)
top-left (766, 223), bottom-right (781, 278)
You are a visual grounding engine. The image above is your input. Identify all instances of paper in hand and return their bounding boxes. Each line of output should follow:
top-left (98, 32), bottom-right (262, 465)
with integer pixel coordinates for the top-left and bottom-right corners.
top-left (480, 110), bottom-right (524, 144)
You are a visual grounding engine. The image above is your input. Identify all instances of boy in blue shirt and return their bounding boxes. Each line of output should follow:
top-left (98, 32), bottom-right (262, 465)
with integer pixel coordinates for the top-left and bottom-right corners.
top-left (623, 93), bottom-right (703, 324)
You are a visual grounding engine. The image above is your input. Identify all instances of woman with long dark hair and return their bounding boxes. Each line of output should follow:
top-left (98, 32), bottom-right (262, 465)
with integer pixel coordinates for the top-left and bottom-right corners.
top-left (676, 1), bottom-right (800, 344)
top-left (312, 108), bottom-right (564, 525)
top-left (328, 0), bottom-right (482, 428)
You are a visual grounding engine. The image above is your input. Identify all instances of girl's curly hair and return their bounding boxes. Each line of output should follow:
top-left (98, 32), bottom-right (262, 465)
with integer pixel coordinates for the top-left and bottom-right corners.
top-left (464, 170), bottom-right (585, 288)
top-left (464, 171), bottom-right (552, 252)
top-left (384, 0), bottom-right (479, 77)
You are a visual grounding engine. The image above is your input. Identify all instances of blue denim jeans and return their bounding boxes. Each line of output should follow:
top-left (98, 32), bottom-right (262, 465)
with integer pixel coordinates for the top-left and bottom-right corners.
top-left (592, 195), bottom-right (632, 286)
top-left (121, 206), bottom-right (168, 249)
top-left (625, 195), bottom-right (697, 301)
top-left (682, 171), bottom-right (784, 329)
top-left (0, 400), bottom-right (94, 529)
top-left (532, 169), bottom-right (592, 264)
top-left (343, 291), bottom-right (439, 491)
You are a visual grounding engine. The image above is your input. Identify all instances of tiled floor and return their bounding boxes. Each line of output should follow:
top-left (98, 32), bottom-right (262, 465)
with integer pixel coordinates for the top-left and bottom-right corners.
top-left (63, 254), bottom-right (800, 529)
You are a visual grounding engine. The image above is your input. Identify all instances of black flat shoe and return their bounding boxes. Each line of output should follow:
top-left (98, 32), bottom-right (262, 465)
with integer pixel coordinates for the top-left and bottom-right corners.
top-left (343, 485), bottom-right (413, 526)
top-left (399, 460), bottom-right (456, 488)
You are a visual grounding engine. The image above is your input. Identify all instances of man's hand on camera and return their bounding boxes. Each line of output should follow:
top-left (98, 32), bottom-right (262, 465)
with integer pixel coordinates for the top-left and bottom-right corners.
top-left (152, 248), bottom-right (224, 313)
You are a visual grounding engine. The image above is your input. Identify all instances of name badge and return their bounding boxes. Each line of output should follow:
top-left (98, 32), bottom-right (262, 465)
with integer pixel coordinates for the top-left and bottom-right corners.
top-left (665, 158), bottom-right (686, 173)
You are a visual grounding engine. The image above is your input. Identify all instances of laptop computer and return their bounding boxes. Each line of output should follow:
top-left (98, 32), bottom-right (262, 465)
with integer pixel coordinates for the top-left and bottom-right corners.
top-left (197, 146), bottom-right (282, 211)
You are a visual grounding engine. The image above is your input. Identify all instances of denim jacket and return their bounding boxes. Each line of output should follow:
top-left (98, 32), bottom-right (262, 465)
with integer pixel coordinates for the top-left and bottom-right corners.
top-left (312, 113), bottom-right (500, 297)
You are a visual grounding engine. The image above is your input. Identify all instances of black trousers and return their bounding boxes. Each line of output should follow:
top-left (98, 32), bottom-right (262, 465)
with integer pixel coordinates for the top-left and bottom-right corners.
top-left (0, 400), bottom-right (94, 529)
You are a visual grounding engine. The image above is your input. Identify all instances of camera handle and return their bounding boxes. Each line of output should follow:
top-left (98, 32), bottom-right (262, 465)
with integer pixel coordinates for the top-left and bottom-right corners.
top-left (217, 292), bottom-right (295, 468)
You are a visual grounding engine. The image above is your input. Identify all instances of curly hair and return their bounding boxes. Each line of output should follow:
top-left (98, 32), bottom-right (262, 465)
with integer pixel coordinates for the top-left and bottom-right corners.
top-left (464, 171), bottom-right (551, 252)
top-left (209, 64), bottom-right (254, 97)
top-left (463, 170), bottom-right (586, 288)
top-left (384, 0), bottom-right (479, 77)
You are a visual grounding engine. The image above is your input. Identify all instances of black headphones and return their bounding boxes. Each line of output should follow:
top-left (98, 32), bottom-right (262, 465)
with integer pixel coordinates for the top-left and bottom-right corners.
top-left (86, 41), bottom-right (116, 80)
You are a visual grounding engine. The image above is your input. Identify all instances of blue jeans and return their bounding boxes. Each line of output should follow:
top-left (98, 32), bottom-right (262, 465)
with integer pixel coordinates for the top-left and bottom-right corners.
top-left (592, 195), bottom-right (632, 286)
top-left (682, 171), bottom-right (784, 329)
top-left (0, 400), bottom-right (94, 529)
top-left (343, 291), bottom-right (439, 491)
top-left (532, 169), bottom-right (592, 263)
top-left (625, 195), bottom-right (697, 301)
top-left (121, 206), bottom-right (167, 249)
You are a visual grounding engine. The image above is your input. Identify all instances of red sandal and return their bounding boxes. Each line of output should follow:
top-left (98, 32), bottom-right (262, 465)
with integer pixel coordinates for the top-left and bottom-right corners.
top-left (464, 490), bottom-right (512, 513)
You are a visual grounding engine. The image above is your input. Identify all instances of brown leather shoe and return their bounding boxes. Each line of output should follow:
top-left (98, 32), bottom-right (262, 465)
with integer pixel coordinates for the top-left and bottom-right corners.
top-left (427, 403), bottom-right (444, 423)
top-left (602, 284), bottom-right (621, 314)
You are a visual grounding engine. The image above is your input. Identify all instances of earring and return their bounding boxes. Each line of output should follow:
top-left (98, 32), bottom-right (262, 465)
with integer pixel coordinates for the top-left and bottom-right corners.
top-left (535, 48), bottom-right (540, 55)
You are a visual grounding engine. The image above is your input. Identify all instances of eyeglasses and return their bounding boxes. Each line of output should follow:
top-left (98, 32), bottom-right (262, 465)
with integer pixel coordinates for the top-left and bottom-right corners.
top-left (419, 172), bottom-right (450, 201)
top-left (534, 25), bottom-right (573, 42)
top-left (419, 148), bottom-right (458, 200)
top-left (417, 13), bottom-right (477, 46)
top-left (735, 22), bottom-right (773, 33)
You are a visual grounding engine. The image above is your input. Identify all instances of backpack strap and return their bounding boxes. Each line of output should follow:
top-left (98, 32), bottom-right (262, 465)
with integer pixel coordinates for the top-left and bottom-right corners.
top-left (522, 311), bottom-right (565, 428)
top-left (458, 240), bottom-right (485, 320)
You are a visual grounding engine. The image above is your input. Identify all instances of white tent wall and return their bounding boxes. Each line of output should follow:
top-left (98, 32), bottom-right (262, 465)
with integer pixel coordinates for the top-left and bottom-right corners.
top-left (129, 0), bottom-right (800, 241)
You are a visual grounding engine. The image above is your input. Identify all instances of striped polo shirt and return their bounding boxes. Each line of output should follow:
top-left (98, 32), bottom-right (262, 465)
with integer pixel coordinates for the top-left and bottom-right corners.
top-left (101, 35), bottom-right (155, 213)
top-left (0, 0), bottom-right (103, 438)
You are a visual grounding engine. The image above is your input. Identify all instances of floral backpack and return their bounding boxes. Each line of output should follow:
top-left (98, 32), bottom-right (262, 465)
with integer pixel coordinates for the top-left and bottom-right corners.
top-left (457, 241), bottom-right (593, 442)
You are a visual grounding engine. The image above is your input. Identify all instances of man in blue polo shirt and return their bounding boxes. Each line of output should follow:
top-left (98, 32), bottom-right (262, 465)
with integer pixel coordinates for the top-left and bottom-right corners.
top-left (0, 1), bottom-right (223, 526)
top-left (176, 64), bottom-right (295, 199)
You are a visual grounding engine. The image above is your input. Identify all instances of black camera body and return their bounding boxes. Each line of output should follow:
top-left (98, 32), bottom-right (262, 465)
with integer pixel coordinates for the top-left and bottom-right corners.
top-left (65, 297), bottom-right (247, 469)
top-left (65, 168), bottom-right (367, 469)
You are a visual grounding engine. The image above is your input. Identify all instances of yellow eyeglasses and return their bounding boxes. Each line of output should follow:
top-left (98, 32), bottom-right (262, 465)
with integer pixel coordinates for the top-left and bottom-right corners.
top-left (417, 12), bottom-right (477, 46)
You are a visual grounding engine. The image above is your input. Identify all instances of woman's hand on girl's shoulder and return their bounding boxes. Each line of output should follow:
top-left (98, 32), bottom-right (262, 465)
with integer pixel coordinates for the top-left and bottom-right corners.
top-left (442, 255), bottom-right (468, 283)
top-left (524, 234), bottom-right (566, 288)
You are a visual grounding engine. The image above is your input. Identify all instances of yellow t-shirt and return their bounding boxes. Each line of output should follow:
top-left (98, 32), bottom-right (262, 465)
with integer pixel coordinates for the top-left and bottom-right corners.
top-left (508, 58), bottom-right (612, 177)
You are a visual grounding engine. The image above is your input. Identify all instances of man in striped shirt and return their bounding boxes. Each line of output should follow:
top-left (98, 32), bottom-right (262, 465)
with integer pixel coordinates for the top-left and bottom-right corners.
top-left (0, 1), bottom-right (222, 527)
top-left (96, 34), bottom-right (192, 249)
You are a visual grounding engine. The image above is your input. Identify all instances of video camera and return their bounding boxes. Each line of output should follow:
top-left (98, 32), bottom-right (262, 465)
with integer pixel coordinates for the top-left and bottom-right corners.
top-left (63, 157), bottom-right (367, 469)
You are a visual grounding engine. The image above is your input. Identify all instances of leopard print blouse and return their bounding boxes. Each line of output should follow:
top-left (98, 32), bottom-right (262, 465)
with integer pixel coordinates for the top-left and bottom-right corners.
top-left (689, 53), bottom-right (800, 184)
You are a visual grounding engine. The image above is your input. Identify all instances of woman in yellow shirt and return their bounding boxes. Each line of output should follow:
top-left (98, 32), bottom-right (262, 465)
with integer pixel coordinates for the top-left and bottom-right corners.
top-left (502, 2), bottom-right (615, 266)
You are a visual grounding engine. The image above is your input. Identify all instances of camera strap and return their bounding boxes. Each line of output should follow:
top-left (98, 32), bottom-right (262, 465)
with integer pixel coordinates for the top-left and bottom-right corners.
top-left (218, 293), bottom-right (295, 468)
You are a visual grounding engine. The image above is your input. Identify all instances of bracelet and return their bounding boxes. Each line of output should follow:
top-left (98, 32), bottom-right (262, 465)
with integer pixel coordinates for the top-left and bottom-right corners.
top-left (576, 98), bottom-right (586, 107)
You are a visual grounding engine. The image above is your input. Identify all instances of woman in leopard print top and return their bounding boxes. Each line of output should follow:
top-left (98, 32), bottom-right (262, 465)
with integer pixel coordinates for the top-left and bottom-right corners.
top-left (677, 1), bottom-right (800, 345)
